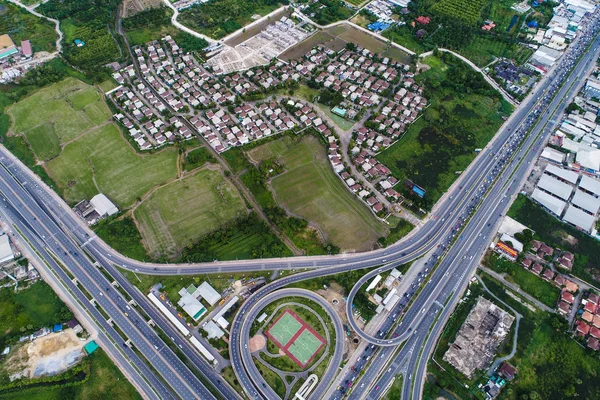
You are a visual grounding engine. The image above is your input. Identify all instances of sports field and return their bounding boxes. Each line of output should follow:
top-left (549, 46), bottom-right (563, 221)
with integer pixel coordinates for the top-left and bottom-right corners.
top-left (7, 78), bottom-right (112, 161)
top-left (265, 309), bottom-right (326, 368)
top-left (134, 168), bottom-right (246, 259)
top-left (268, 136), bottom-right (387, 251)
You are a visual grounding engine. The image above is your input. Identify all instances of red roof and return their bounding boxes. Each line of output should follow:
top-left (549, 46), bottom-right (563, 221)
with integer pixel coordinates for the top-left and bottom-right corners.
top-left (591, 326), bottom-right (600, 339)
top-left (585, 302), bottom-right (597, 314)
top-left (21, 40), bottom-right (32, 57)
top-left (576, 320), bottom-right (590, 335)
top-left (561, 291), bottom-right (574, 304)
top-left (588, 337), bottom-right (600, 350)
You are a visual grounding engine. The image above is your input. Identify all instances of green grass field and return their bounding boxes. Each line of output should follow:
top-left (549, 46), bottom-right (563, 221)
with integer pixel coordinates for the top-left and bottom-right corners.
top-left (45, 123), bottom-right (178, 207)
top-left (461, 36), bottom-right (534, 67)
top-left (7, 78), bottom-right (112, 162)
top-left (287, 329), bottom-right (323, 365)
top-left (268, 136), bottom-right (387, 251)
top-left (134, 168), bottom-right (246, 259)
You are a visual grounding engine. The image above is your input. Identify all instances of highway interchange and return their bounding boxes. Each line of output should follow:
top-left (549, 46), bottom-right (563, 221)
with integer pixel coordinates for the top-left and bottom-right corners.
top-left (0, 9), bottom-right (599, 400)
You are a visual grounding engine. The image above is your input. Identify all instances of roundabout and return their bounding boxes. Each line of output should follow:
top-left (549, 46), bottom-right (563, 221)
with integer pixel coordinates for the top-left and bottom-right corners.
top-left (232, 288), bottom-right (345, 400)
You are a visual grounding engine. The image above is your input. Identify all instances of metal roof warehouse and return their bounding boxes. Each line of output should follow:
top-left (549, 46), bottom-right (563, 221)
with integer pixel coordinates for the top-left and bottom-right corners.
top-left (537, 174), bottom-right (574, 200)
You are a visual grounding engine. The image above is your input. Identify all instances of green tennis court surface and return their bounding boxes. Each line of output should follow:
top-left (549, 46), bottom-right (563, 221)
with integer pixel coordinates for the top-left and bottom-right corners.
top-left (287, 329), bottom-right (325, 366)
top-left (267, 311), bottom-right (303, 347)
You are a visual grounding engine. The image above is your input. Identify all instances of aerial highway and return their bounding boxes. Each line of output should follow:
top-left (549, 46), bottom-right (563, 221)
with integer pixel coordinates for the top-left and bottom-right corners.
top-left (0, 9), bottom-right (597, 400)
top-left (345, 12), bottom-right (600, 400)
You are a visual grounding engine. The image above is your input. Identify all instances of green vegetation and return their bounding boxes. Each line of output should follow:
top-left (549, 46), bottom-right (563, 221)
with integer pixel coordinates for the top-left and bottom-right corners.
top-left (461, 36), bottom-right (533, 67)
top-left (180, 212), bottom-right (292, 262)
top-left (378, 219), bottom-right (414, 247)
top-left (508, 194), bottom-right (600, 285)
top-left (183, 147), bottom-right (216, 171)
top-left (430, 0), bottom-right (487, 25)
top-left (268, 135), bottom-right (387, 251)
top-left (0, 349), bottom-right (141, 400)
top-left (377, 54), bottom-right (512, 209)
top-left (385, 375), bottom-right (403, 399)
top-left (253, 358), bottom-right (286, 398)
top-left (45, 122), bottom-right (178, 207)
top-left (303, 0), bottom-right (355, 25)
top-left (94, 216), bottom-right (149, 261)
top-left (7, 77), bottom-right (110, 147)
top-left (134, 168), bottom-right (246, 259)
top-left (0, 1), bottom-right (58, 53)
top-left (179, 0), bottom-right (284, 40)
top-left (38, 0), bottom-right (122, 75)
top-left (482, 252), bottom-right (560, 308)
top-left (0, 281), bottom-right (73, 347)
top-left (122, 5), bottom-right (174, 46)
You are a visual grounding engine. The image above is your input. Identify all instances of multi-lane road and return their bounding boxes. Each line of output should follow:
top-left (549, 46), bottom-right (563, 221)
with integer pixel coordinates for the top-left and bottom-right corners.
top-left (0, 9), bottom-right (598, 400)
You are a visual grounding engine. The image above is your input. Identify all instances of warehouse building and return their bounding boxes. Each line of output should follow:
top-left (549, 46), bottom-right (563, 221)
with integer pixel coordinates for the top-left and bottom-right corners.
top-left (571, 189), bottom-right (600, 215)
top-left (562, 205), bottom-right (596, 233)
top-left (0, 234), bottom-right (14, 264)
top-left (544, 164), bottom-right (579, 184)
top-left (531, 188), bottom-right (567, 216)
top-left (537, 174), bottom-right (574, 201)
top-left (541, 147), bottom-right (566, 164)
top-left (197, 281), bottom-right (221, 306)
top-left (579, 175), bottom-right (600, 197)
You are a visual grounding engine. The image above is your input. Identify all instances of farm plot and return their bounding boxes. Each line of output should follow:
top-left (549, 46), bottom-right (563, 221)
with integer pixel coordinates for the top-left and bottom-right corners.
top-left (430, 0), bottom-right (487, 25)
top-left (134, 168), bottom-right (246, 259)
top-left (269, 136), bottom-right (387, 251)
top-left (45, 123), bottom-right (178, 207)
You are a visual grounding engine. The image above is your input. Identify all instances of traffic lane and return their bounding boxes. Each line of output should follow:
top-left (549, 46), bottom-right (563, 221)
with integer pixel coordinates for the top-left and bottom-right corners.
top-left (0, 201), bottom-right (178, 400)
top-left (233, 288), bottom-right (345, 399)
top-left (0, 170), bottom-right (214, 400)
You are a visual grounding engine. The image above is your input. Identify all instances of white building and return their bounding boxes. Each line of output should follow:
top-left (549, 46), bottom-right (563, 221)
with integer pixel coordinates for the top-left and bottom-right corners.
top-left (90, 194), bottom-right (118, 217)
top-left (0, 235), bottom-right (14, 264)
top-left (197, 282), bottom-right (221, 306)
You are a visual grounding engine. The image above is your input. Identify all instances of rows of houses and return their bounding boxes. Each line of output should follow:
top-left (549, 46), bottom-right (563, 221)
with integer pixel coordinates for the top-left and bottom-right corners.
top-left (574, 292), bottom-right (600, 350)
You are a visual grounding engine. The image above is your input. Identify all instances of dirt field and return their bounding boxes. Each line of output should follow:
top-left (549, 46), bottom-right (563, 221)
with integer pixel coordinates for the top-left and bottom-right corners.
top-left (123, 0), bottom-right (163, 17)
top-left (3, 329), bottom-right (87, 380)
top-left (280, 23), bottom-right (411, 63)
top-left (225, 8), bottom-right (290, 47)
top-left (249, 334), bottom-right (266, 352)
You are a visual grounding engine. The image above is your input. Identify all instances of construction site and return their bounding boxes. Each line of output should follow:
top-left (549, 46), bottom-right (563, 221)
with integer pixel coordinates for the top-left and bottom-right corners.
top-left (443, 297), bottom-right (515, 378)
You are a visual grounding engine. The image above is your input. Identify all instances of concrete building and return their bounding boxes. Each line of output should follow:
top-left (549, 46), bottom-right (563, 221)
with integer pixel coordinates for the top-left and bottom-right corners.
top-left (571, 189), bottom-right (600, 215)
top-left (0, 234), bottom-right (14, 264)
top-left (213, 296), bottom-right (239, 329)
top-left (177, 286), bottom-right (207, 321)
top-left (197, 281), bottom-right (221, 306)
top-left (531, 188), bottom-right (567, 216)
top-left (562, 205), bottom-right (596, 233)
top-left (443, 297), bottom-right (514, 378)
top-left (202, 320), bottom-right (225, 339)
top-left (544, 164), bottom-right (579, 184)
top-left (579, 175), bottom-right (600, 196)
top-left (90, 194), bottom-right (118, 217)
top-left (0, 34), bottom-right (17, 60)
top-left (537, 174), bottom-right (574, 201)
top-left (541, 146), bottom-right (566, 164)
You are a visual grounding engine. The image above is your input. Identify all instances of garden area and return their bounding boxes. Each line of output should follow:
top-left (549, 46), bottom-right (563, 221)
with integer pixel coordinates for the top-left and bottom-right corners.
top-left (0, 1), bottom-right (58, 53)
top-left (377, 53), bottom-right (512, 209)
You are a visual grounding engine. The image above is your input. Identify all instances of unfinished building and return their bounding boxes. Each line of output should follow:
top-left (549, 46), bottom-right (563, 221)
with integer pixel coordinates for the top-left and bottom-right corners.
top-left (443, 297), bottom-right (514, 378)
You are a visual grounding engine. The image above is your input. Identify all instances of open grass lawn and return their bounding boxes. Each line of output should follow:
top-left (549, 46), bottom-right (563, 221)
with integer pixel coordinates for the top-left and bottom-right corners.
top-left (383, 25), bottom-right (429, 54)
top-left (0, 2), bottom-right (58, 53)
top-left (269, 136), bottom-right (387, 251)
top-left (0, 281), bottom-right (73, 344)
top-left (134, 168), bottom-right (246, 259)
top-left (247, 136), bottom-right (294, 164)
top-left (508, 194), bottom-right (600, 286)
top-left (254, 357), bottom-right (286, 398)
top-left (482, 253), bottom-right (560, 308)
top-left (126, 25), bottom-right (179, 46)
top-left (23, 123), bottom-right (61, 161)
top-left (0, 349), bottom-right (141, 400)
top-left (7, 78), bottom-right (112, 161)
top-left (45, 123), bottom-right (178, 207)
top-left (377, 55), bottom-right (512, 209)
top-left (97, 80), bottom-right (117, 93)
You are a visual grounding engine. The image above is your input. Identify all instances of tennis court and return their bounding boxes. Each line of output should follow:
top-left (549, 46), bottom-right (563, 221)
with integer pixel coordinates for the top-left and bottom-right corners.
top-left (266, 311), bottom-right (303, 347)
top-left (287, 329), bottom-right (326, 366)
top-left (264, 309), bottom-right (327, 368)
